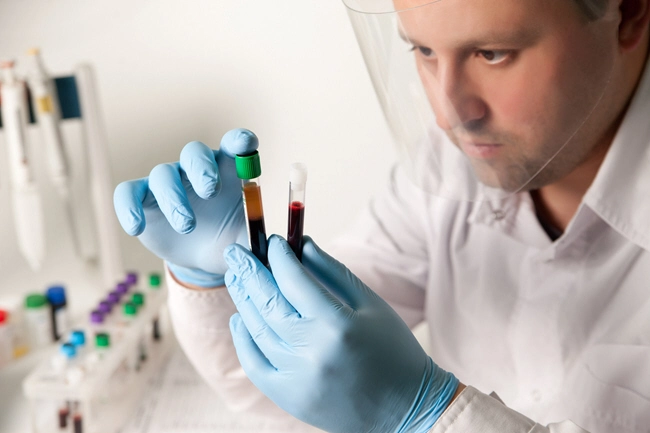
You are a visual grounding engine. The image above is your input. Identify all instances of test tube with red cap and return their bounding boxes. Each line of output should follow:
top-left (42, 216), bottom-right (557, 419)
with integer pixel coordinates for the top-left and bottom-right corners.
top-left (235, 151), bottom-right (269, 266)
top-left (287, 163), bottom-right (307, 261)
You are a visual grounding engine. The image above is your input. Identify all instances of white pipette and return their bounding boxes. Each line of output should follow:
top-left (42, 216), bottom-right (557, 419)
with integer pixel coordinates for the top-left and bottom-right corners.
top-left (0, 60), bottom-right (46, 270)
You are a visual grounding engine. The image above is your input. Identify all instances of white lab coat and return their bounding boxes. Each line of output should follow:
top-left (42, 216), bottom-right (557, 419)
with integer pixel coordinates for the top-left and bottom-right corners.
top-left (167, 57), bottom-right (650, 432)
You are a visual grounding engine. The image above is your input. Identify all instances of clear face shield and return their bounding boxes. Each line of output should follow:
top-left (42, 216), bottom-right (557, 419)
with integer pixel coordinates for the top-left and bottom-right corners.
top-left (344, 0), bottom-right (618, 201)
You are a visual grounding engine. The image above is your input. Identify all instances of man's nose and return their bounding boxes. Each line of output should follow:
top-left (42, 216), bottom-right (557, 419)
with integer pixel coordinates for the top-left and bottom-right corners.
top-left (432, 66), bottom-right (487, 132)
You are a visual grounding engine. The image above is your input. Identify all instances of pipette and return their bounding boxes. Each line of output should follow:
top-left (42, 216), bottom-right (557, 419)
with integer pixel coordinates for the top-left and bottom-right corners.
top-left (0, 60), bottom-right (46, 270)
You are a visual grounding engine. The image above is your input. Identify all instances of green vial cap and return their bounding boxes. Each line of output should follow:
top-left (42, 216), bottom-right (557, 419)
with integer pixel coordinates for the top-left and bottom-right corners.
top-left (124, 302), bottom-right (137, 316)
top-left (235, 151), bottom-right (262, 180)
top-left (132, 292), bottom-right (145, 306)
top-left (95, 332), bottom-right (110, 348)
top-left (25, 293), bottom-right (47, 308)
top-left (149, 273), bottom-right (161, 289)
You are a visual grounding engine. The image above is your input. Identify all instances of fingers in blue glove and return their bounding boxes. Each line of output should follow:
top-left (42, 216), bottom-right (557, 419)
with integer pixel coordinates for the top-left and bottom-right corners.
top-left (229, 313), bottom-right (279, 391)
top-left (113, 177), bottom-right (150, 236)
top-left (265, 235), bottom-right (345, 318)
top-left (148, 162), bottom-right (196, 234)
top-left (218, 128), bottom-right (259, 157)
top-left (300, 236), bottom-right (379, 310)
top-left (224, 243), bottom-right (303, 346)
top-left (225, 267), bottom-right (291, 359)
top-left (179, 141), bottom-right (220, 199)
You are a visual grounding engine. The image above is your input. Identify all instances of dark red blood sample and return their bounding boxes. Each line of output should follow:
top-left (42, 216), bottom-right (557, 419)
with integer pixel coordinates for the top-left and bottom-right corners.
top-left (73, 414), bottom-right (83, 433)
top-left (58, 407), bottom-right (69, 428)
top-left (287, 201), bottom-right (305, 261)
top-left (248, 218), bottom-right (268, 266)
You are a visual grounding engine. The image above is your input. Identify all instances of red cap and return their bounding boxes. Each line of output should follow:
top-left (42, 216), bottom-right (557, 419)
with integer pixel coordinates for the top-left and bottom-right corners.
top-left (0, 310), bottom-right (8, 324)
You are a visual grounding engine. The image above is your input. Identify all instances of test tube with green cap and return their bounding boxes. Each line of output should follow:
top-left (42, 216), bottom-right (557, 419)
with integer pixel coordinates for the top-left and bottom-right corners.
top-left (148, 273), bottom-right (161, 290)
top-left (131, 292), bottom-right (145, 307)
top-left (123, 302), bottom-right (137, 317)
top-left (148, 273), bottom-right (163, 341)
top-left (235, 150), bottom-right (269, 266)
top-left (95, 332), bottom-right (110, 348)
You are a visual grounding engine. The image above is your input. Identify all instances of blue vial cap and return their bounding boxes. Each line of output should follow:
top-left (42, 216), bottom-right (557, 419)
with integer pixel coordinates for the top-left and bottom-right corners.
top-left (60, 342), bottom-right (76, 358)
top-left (46, 286), bottom-right (67, 305)
top-left (70, 330), bottom-right (86, 346)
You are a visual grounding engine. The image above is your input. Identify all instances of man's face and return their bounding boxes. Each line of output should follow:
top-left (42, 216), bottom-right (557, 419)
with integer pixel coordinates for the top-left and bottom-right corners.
top-left (396, 0), bottom-right (619, 191)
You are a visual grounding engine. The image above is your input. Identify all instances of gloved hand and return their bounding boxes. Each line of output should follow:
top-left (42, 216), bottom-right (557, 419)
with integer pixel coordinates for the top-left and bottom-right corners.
top-left (224, 235), bottom-right (459, 433)
top-left (113, 128), bottom-right (258, 287)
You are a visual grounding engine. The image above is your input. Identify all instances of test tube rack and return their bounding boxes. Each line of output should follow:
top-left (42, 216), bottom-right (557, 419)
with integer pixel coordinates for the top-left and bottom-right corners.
top-left (23, 280), bottom-right (172, 433)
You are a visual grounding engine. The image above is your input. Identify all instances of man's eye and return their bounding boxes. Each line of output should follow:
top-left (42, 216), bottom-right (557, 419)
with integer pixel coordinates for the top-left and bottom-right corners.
top-left (477, 50), bottom-right (510, 65)
top-left (410, 46), bottom-right (435, 58)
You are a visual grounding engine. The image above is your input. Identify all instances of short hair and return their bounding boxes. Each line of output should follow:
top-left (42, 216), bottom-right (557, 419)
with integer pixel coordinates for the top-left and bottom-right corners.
top-left (572, 0), bottom-right (609, 20)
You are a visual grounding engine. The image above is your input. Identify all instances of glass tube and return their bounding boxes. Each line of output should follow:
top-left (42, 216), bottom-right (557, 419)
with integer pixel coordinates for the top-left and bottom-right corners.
top-left (287, 163), bottom-right (307, 261)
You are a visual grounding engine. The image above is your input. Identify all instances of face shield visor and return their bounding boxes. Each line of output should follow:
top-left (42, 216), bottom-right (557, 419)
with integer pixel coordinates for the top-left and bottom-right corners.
top-left (344, 0), bottom-right (618, 201)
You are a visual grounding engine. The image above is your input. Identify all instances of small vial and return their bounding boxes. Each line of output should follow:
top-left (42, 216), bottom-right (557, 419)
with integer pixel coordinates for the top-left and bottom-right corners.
top-left (72, 401), bottom-right (83, 433)
top-left (115, 282), bottom-right (129, 296)
top-left (148, 273), bottom-right (162, 341)
top-left (45, 286), bottom-right (69, 341)
top-left (131, 292), bottom-right (148, 364)
top-left (24, 293), bottom-right (53, 349)
top-left (235, 151), bottom-right (269, 266)
top-left (107, 291), bottom-right (121, 305)
top-left (98, 300), bottom-right (112, 315)
top-left (125, 272), bottom-right (138, 289)
top-left (0, 310), bottom-right (13, 367)
top-left (89, 310), bottom-right (105, 332)
top-left (287, 163), bottom-right (307, 261)
top-left (70, 330), bottom-right (87, 359)
top-left (59, 342), bottom-right (84, 385)
top-left (58, 401), bottom-right (70, 429)
top-left (85, 332), bottom-right (110, 370)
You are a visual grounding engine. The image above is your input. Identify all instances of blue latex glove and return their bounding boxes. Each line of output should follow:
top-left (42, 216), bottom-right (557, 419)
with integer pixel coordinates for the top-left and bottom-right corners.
top-left (224, 235), bottom-right (459, 433)
top-left (113, 128), bottom-right (258, 287)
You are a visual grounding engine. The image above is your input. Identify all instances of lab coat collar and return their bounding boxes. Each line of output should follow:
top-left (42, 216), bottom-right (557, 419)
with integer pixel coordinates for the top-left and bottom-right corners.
top-left (583, 55), bottom-right (650, 252)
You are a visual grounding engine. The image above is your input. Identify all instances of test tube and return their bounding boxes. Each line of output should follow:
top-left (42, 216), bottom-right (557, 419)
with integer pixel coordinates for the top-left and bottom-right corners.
top-left (125, 272), bottom-right (138, 289)
top-left (287, 163), bottom-right (307, 261)
top-left (149, 273), bottom-right (162, 341)
top-left (115, 282), bottom-right (129, 296)
top-left (235, 151), bottom-right (269, 266)
top-left (72, 401), bottom-right (83, 433)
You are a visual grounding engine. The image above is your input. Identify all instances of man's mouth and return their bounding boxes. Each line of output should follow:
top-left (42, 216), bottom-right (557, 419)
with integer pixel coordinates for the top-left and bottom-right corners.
top-left (458, 140), bottom-right (503, 159)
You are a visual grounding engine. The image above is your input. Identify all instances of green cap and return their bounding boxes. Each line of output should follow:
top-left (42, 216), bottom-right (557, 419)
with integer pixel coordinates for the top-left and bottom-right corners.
top-left (95, 332), bottom-right (110, 348)
top-left (132, 292), bottom-right (145, 306)
top-left (124, 302), bottom-right (137, 316)
top-left (25, 293), bottom-right (47, 309)
top-left (235, 151), bottom-right (262, 180)
top-left (149, 273), bottom-right (161, 289)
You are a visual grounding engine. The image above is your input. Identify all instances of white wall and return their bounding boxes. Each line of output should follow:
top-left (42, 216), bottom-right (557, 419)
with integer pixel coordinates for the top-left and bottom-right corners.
top-left (0, 0), bottom-right (395, 300)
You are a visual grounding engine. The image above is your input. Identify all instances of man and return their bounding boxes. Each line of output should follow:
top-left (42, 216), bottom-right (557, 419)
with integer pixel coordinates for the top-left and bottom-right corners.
top-left (114, 0), bottom-right (650, 431)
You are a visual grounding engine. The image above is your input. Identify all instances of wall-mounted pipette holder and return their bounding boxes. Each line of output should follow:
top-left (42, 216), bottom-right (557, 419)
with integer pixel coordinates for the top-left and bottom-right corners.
top-left (0, 61), bottom-right (123, 285)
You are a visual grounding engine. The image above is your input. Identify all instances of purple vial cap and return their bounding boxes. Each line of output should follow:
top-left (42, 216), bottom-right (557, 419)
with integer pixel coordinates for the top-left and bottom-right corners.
top-left (90, 310), bottom-right (104, 324)
top-left (125, 272), bottom-right (138, 285)
top-left (107, 291), bottom-right (121, 304)
top-left (98, 302), bottom-right (111, 314)
top-left (116, 282), bottom-right (129, 295)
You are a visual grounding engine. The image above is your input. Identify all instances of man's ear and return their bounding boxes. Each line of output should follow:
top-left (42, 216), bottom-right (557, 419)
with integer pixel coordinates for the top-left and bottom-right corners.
top-left (618, 0), bottom-right (650, 51)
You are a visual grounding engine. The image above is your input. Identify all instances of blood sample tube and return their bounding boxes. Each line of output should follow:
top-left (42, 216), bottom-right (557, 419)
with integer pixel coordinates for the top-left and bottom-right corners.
top-left (58, 401), bottom-right (70, 429)
top-left (287, 163), bottom-right (307, 261)
top-left (72, 401), bottom-right (83, 433)
top-left (235, 151), bottom-right (269, 266)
